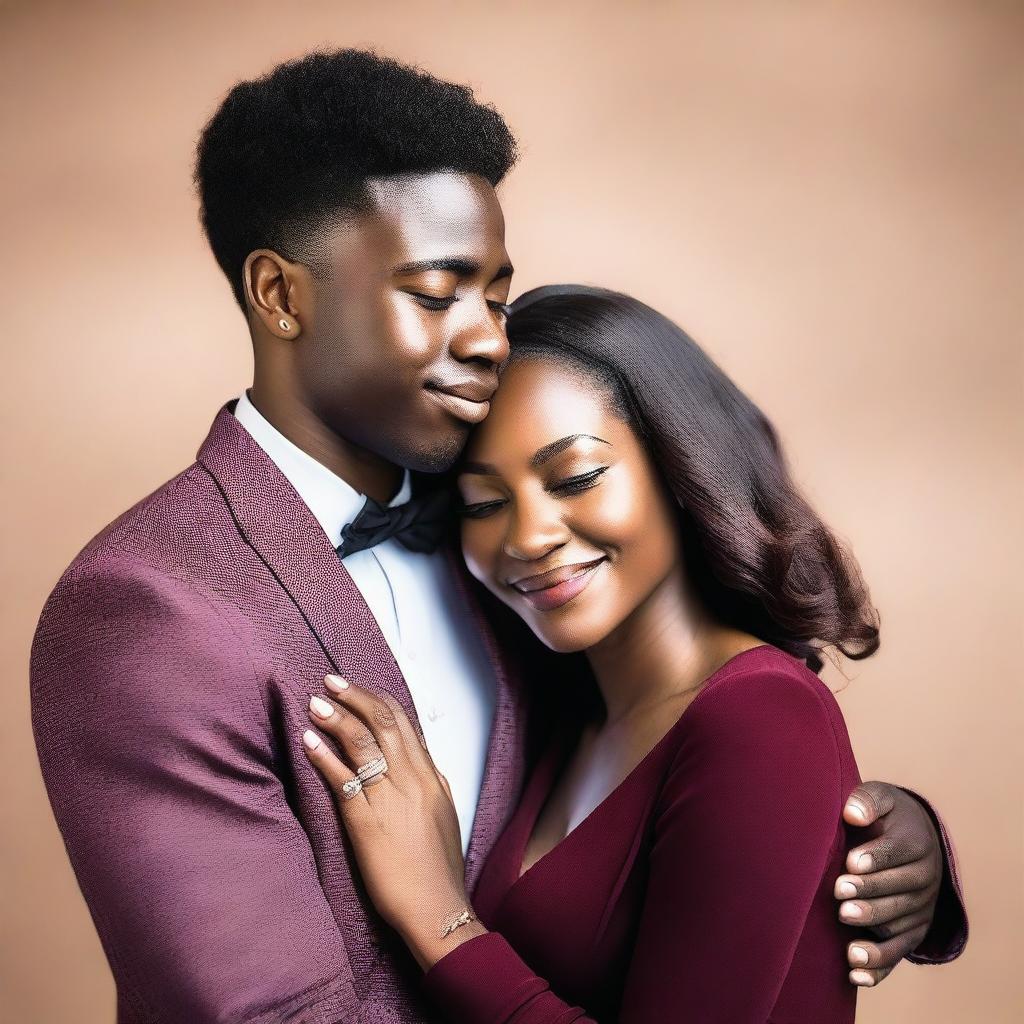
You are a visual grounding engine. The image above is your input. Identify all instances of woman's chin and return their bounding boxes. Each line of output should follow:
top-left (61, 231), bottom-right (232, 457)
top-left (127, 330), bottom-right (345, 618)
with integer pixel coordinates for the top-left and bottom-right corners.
top-left (538, 633), bottom-right (589, 655)
top-left (528, 615), bottom-right (609, 655)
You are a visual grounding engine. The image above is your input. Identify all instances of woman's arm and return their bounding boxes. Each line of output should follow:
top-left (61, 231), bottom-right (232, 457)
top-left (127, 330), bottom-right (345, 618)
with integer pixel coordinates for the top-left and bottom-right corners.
top-left (422, 665), bottom-right (853, 1022)
top-left (307, 666), bottom-right (856, 1023)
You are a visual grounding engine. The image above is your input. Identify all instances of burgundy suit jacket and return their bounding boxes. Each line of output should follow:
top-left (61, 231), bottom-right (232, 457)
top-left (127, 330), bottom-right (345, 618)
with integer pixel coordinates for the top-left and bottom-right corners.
top-left (30, 405), bottom-right (966, 1024)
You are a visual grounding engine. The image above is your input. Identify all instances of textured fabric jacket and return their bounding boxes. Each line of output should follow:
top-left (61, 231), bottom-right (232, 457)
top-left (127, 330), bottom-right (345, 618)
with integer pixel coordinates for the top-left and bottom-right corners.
top-left (32, 404), bottom-right (534, 1024)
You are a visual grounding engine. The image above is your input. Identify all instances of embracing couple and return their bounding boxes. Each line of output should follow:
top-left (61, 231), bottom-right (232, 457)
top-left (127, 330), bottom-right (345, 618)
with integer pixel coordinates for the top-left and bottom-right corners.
top-left (31, 49), bottom-right (966, 1023)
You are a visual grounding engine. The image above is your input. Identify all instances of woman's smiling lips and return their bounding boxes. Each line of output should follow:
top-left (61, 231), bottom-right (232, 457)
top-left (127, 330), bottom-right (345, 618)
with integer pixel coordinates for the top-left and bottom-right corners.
top-left (510, 556), bottom-right (607, 612)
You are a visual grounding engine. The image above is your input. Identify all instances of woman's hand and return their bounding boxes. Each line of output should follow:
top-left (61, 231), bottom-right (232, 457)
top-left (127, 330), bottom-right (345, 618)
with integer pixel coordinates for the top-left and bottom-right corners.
top-left (301, 674), bottom-right (488, 970)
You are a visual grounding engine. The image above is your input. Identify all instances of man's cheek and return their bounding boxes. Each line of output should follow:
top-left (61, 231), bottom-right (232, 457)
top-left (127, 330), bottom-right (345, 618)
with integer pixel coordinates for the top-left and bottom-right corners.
top-left (386, 300), bottom-right (438, 365)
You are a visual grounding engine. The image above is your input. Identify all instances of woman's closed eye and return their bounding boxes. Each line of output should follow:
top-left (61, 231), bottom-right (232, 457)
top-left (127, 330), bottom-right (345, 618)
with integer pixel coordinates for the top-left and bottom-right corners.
top-left (549, 466), bottom-right (609, 495)
top-left (459, 466), bottom-right (610, 519)
top-left (459, 497), bottom-right (506, 519)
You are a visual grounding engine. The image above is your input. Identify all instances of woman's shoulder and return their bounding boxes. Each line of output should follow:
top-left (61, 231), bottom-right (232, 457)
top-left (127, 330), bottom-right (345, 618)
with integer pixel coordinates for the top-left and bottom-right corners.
top-left (668, 643), bottom-right (855, 775)
top-left (692, 643), bottom-right (843, 716)
top-left (646, 645), bottom-right (859, 827)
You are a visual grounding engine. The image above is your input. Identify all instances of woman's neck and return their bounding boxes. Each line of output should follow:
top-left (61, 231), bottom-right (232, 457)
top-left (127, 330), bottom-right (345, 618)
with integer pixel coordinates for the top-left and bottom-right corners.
top-left (584, 565), bottom-right (759, 727)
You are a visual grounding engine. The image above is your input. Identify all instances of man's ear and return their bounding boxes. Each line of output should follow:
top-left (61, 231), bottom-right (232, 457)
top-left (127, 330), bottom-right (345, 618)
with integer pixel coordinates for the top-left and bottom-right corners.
top-left (243, 248), bottom-right (307, 339)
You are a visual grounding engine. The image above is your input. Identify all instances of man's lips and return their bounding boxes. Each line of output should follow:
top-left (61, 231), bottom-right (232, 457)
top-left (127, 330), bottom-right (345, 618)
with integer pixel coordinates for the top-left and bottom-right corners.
top-left (424, 378), bottom-right (496, 424)
top-left (428, 377), bottom-right (497, 403)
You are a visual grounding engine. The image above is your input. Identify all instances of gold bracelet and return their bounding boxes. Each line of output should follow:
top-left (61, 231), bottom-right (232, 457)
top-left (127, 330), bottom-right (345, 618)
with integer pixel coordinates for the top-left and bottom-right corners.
top-left (440, 908), bottom-right (476, 938)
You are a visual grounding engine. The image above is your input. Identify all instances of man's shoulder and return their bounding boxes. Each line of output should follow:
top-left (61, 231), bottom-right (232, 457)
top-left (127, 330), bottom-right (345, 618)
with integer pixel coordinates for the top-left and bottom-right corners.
top-left (31, 461), bottom-right (263, 683)
top-left (36, 460), bottom-right (250, 633)
top-left (68, 460), bottom-right (236, 578)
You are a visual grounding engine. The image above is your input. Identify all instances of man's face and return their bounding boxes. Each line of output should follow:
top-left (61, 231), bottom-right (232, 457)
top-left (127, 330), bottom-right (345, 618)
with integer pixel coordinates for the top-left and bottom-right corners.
top-left (299, 172), bottom-right (513, 474)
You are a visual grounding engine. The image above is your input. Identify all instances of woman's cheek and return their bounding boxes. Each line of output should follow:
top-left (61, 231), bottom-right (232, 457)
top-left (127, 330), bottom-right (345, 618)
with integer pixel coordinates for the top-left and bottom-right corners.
top-left (459, 528), bottom-right (486, 584)
top-left (586, 474), bottom-right (679, 613)
top-left (581, 474), bottom-right (649, 547)
top-left (460, 522), bottom-right (503, 596)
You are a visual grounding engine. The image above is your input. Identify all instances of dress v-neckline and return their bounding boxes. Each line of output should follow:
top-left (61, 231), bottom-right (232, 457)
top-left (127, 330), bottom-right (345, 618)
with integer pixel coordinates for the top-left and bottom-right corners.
top-left (512, 644), bottom-right (771, 886)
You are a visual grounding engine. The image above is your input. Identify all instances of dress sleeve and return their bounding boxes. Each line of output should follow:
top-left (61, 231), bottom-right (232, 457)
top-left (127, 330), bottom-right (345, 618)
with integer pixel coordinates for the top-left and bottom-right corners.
top-left (898, 788), bottom-right (969, 964)
top-left (30, 557), bottom-right (358, 1024)
top-left (422, 666), bottom-right (850, 1022)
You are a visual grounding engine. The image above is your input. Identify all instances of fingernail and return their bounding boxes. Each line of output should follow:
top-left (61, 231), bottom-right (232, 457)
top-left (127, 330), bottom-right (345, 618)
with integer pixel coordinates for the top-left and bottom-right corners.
top-left (325, 674), bottom-right (350, 692)
top-left (310, 695), bottom-right (335, 718)
top-left (302, 729), bottom-right (321, 750)
top-left (837, 880), bottom-right (859, 899)
top-left (846, 801), bottom-right (867, 823)
top-left (857, 853), bottom-right (874, 872)
top-left (849, 946), bottom-right (869, 965)
top-left (850, 969), bottom-right (875, 987)
top-left (841, 902), bottom-right (863, 920)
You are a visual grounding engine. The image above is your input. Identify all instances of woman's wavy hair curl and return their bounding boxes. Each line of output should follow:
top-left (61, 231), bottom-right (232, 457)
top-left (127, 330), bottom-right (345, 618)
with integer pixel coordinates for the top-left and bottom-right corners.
top-left (505, 285), bottom-right (879, 673)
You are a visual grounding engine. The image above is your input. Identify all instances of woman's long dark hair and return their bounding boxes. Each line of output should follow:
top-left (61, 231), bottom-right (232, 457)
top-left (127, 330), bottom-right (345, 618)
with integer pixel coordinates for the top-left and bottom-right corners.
top-left (505, 284), bottom-right (879, 672)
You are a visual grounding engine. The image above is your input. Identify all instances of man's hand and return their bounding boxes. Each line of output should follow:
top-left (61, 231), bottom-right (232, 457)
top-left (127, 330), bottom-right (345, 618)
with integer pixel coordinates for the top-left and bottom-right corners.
top-left (835, 781), bottom-right (942, 987)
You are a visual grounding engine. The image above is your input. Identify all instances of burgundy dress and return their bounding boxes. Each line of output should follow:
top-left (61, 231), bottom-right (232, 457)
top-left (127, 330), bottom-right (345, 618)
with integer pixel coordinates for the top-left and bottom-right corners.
top-left (422, 645), bottom-right (862, 1022)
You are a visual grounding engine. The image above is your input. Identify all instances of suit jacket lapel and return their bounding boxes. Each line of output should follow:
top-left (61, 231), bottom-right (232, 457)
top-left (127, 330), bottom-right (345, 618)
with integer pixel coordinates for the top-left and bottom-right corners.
top-left (442, 544), bottom-right (530, 892)
top-left (196, 404), bottom-right (421, 725)
top-left (199, 403), bottom-right (532, 891)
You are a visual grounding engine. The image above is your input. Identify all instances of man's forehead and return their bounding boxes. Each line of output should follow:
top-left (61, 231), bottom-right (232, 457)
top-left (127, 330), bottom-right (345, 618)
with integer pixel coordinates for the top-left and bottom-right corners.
top-left (362, 172), bottom-right (507, 261)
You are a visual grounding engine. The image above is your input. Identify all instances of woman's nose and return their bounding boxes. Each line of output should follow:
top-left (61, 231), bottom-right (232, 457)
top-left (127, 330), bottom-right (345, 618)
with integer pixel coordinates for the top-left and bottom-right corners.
top-left (501, 502), bottom-right (568, 562)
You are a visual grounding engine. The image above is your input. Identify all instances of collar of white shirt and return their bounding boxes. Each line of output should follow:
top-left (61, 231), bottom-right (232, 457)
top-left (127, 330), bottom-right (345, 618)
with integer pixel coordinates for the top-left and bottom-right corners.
top-left (232, 390), bottom-right (413, 549)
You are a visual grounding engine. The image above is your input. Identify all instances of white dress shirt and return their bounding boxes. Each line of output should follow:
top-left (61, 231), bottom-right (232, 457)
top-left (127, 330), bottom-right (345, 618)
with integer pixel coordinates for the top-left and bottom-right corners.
top-left (233, 391), bottom-right (496, 855)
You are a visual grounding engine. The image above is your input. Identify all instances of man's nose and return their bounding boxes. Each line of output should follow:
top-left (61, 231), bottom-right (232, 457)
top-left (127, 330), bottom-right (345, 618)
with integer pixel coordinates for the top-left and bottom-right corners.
top-left (450, 303), bottom-right (510, 368)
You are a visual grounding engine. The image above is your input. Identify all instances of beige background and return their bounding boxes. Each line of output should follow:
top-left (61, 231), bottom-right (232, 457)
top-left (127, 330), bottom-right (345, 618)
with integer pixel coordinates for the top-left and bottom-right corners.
top-left (2, 1), bottom-right (1021, 1020)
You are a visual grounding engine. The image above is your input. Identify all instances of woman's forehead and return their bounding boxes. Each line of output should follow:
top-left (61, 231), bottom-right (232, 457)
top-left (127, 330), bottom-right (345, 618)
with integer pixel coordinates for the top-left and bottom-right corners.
top-left (466, 357), bottom-right (622, 463)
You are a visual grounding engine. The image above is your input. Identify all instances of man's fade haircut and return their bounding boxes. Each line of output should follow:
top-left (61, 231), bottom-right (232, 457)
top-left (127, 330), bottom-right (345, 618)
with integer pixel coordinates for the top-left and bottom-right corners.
top-left (194, 48), bottom-right (518, 311)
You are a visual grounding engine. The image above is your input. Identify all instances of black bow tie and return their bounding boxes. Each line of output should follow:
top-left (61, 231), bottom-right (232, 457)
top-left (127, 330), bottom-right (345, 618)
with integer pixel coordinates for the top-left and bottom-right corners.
top-left (336, 488), bottom-right (451, 559)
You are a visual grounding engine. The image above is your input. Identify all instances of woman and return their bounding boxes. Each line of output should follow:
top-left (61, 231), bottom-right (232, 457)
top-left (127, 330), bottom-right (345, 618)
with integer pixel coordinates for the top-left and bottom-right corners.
top-left (301, 285), bottom-right (887, 1021)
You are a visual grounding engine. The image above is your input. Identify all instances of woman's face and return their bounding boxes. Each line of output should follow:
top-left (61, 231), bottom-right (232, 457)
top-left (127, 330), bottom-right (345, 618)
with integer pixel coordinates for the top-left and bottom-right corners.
top-left (457, 356), bottom-right (682, 653)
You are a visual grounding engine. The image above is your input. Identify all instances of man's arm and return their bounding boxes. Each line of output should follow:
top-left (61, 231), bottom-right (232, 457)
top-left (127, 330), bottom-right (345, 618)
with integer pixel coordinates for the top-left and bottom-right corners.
top-left (835, 781), bottom-right (968, 986)
top-left (896, 787), bottom-right (969, 963)
top-left (30, 556), bottom-right (358, 1024)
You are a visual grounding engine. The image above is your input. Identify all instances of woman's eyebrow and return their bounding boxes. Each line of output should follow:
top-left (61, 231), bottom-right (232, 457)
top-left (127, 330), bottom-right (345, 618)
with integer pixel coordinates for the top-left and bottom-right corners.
top-left (531, 434), bottom-right (610, 468)
top-left (459, 435), bottom-right (610, 477)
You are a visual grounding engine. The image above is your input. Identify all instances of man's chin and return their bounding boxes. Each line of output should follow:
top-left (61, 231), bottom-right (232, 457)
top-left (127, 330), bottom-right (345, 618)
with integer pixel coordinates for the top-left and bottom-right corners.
top-left (402, 430), bottom-right (469, 475)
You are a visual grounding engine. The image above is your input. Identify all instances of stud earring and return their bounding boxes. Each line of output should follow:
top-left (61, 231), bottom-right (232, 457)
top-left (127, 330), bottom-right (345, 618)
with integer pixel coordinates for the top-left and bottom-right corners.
top-left (278, 318), bottom-right (291, 331)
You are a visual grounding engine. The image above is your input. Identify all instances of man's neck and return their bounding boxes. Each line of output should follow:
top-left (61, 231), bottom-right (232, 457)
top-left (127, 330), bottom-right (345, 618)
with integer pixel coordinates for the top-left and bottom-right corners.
top-left (247, 386), bottom-right (402, 503)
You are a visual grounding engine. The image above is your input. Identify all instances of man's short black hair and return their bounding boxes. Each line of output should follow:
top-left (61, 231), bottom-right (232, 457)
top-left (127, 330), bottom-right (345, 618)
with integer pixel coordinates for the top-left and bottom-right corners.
top-left (194, 48), bottom-right (518, 311)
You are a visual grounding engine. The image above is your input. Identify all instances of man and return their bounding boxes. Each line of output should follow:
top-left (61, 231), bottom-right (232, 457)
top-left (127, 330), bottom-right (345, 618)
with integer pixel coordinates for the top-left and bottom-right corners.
top-left (31, 50), bottom-right (965, 1023)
